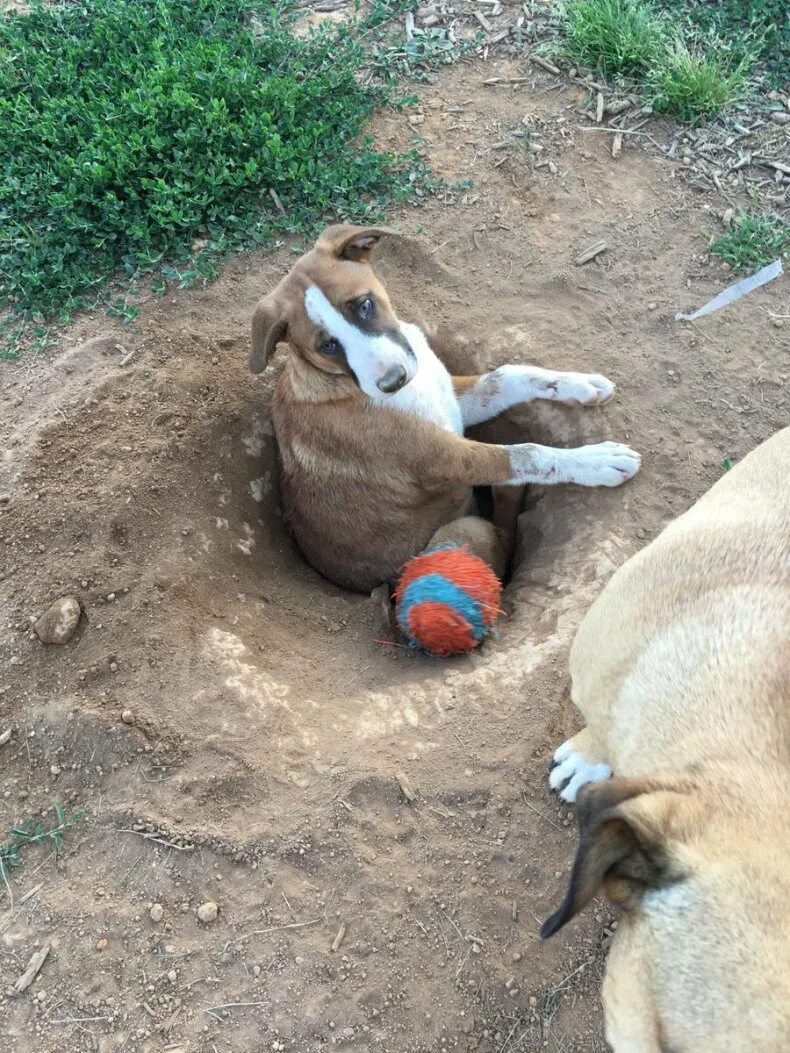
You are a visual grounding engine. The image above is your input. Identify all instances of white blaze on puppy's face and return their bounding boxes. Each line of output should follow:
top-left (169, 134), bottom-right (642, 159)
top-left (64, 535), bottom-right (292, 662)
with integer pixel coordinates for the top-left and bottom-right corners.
top-left (304, 284), bottom-right (416, 399)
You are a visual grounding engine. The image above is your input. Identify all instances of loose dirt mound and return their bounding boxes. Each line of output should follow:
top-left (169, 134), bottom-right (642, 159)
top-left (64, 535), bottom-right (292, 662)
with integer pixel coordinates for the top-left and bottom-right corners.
top-left (1, 60), bottom-right (787, 1053)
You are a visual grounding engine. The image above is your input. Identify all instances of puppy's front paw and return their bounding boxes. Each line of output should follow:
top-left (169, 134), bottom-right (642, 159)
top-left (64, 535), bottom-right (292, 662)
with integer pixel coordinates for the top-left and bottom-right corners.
top-left (549, 743), bottom-right (612, 803)
top-left (555, 372), bottom-right (615, 406)
top-left (568, 441), bottom-right (641, 487)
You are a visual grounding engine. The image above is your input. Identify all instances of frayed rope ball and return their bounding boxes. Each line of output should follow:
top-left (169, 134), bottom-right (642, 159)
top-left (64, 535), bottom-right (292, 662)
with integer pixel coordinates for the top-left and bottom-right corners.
top-left (394, 545), bottom-right (504, 657)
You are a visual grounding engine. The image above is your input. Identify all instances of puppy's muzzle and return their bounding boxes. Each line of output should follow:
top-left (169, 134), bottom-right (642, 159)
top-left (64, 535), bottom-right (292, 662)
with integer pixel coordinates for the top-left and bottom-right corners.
top-left (377, 364), bottom-right (409, 394)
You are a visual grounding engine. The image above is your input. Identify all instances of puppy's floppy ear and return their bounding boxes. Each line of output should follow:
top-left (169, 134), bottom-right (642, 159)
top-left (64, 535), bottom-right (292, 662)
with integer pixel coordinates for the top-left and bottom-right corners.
top-left (540, 776), bottom-right (692, 939)
top-left (316, 224), bottom-right (393, 263)
top-left (250, 292), bottom-right (287, 375)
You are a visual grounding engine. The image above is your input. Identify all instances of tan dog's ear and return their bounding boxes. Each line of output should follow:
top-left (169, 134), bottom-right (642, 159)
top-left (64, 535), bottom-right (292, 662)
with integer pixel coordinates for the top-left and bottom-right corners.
top-left (540, 777), bottom-right (691, 939)
top-left (250, 293), bottom-right (287, 374)
top-left (316, 224), bottom-right (392, 263)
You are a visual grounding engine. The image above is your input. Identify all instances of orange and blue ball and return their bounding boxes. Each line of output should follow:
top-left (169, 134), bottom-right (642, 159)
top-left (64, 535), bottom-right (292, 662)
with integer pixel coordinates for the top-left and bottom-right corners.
top-left (394, 544), bottom-right (504, 657)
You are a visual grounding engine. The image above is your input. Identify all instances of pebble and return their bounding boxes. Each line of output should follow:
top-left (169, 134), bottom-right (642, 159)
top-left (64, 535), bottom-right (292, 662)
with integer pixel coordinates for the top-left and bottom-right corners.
top-left (647, 302), bottom-right (657, 311)
top-left (121, 710), bottom-right (134, 725)
top-left (197, 901), bottom-right (219, 924)
top-left (34, 596), bottom-right (81, 645)
top-left (96, 938), bottom-right (108, 951)
top-left (167, 969), bottom-right (177, 983)
top-left (150, 903), bottom-right (164, 923)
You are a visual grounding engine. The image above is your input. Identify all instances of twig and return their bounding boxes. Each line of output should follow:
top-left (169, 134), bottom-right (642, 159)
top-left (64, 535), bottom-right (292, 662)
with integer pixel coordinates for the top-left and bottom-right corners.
top-left (269, 188), bottom-right (286, 216)
top-left (202, 1001), bottom-right (268, 1014)
top-left (530, 55), bottom-right (560, 76)
top-left (119, 346), bottom-right (140, 367)
top-left (247, 918), bottom-right (322, 938)
top-left (395, 772), bottom-right (417, 803)
top-left (13, 944), bottom-right (50, 994)
top-left (51, 1015), bottom-right (113, 1025)
top-left (575, 240), bottom-right (607, 265)
top-left (522, 798), bottom-right (564, 833)
top-left (117, 829), bottom-right (194, 852)
top-left (330, 924), bottom-right (346, 952)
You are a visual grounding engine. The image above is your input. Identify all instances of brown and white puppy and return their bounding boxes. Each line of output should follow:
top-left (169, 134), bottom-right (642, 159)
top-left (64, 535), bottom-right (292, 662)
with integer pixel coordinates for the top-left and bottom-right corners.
top-left (543, 426), bottom-right (790, 1051)
top-left (250, 224), bottom-right (640, 591)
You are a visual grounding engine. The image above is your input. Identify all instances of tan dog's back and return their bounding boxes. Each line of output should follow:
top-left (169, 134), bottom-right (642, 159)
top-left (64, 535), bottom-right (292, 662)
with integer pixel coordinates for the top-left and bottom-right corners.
top-left (543, 426), bottom-right (790, 1051)
top-left (571, 425), bottom-right (790, 783)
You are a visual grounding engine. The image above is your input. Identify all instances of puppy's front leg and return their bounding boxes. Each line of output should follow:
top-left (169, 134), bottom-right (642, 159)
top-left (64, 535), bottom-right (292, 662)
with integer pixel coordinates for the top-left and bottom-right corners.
top-left (423, 433), bottom-right (640, 490)
top-left (455, 366), bottom-right (615, 427)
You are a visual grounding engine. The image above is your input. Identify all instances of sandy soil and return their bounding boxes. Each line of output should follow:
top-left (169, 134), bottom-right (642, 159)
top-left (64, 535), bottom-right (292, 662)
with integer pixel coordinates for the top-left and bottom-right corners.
top-left (1, 55), bottom-right (788, 1053)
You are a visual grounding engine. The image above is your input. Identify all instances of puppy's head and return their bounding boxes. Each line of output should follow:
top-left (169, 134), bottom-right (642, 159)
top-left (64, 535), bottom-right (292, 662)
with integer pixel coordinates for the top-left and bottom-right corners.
top-left (249, 225), bottom-right (417, 398)
top-left (542, 776), bottom-right (790, 1052)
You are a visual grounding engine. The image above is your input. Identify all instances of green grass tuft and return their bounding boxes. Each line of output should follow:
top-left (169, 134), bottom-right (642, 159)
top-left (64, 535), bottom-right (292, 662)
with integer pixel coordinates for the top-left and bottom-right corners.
top-left (0, 804), bottom-right (85, 881)
top-left (0, 0), bottom-right (427, 321)
top-left (649, 40), bottom-right (751, 122)
top-left (711, 213), bottom-right (790, 274)
top-left (657, 0), bottom-right (789, 89)
top-left (563, 0), bottom-right (666, 78)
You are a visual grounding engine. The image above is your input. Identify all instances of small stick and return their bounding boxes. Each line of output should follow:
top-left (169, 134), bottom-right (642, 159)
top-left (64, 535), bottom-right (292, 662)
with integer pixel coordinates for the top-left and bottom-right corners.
top-left (20, 883), bottom-right (42, 905)
top-left (119, 346), bottom-right (140, 367)
top-left (611, 132), bottom-right (623, 159)
top-left (531, 55), bottom-right (560, 75)
top-left (202, 1001), bottom-right (268, 1014)
top-left (51, 1015), bottom-right (113, 1025)
top-left (248, 918), bottom-right (322, 938)
top-left (330, 924), bottom-right (346, 952)
top-left (0, 729), bottom-right (11, 747)
top-left (269, 188), bottom-right (286, 216)
top-left (595, 92), bottom-right (604, 124)
top-left (474, 10), bottom-right (493, 31)
top-left (522, 798), bottom-right (565, 833)
top-left (13, 944), bottom-right (51, 994)
top-left (395, 772), bottom-right (416, 803)
top-left (575, 240), bottom-right (607, 265)
top-left (117, 829), bottom-right (194, 852)
top-left (482, 77), bottom-right (528, 86)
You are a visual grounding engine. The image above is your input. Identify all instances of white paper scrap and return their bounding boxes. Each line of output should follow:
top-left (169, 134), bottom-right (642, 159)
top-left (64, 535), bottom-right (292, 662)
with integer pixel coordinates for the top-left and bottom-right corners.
top-left (675, 258), bottom-right (784, 322)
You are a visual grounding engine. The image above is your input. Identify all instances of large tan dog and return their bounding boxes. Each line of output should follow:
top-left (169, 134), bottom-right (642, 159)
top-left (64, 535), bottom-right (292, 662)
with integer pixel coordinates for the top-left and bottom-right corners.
top-left (542, 426), bottom-right (790, 1051)
top-left (249, 225), bottom-right (640, 591)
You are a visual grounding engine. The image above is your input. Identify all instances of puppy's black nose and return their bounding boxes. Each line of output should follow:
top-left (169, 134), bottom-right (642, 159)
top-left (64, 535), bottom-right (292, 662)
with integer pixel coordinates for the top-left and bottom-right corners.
top-left (377, 364), bottom-right (408, 394)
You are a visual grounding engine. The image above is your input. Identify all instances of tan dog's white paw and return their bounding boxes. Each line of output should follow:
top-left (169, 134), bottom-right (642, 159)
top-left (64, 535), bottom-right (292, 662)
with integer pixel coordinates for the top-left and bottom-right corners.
top-left (555, 373), bottom-right (615, 406)
top-left (549, 742), bottom-right (612, 803)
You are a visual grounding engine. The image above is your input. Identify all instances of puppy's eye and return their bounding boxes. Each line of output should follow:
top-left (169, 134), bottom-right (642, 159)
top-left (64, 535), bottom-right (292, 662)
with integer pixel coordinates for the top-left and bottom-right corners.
top-left (320, 337), bottom-right (341, 356)
top-left (357, 297), bottom-right (374, 321)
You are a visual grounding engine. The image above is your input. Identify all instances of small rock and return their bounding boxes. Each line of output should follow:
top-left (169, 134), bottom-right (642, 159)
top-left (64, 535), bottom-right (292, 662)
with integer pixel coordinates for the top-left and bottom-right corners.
top-left (34, 596), bottom-right (81, 645)
top-left (647, 302), bottom-right (657, 311)
top-left (197, 901), bottom-right (219, 924)
top-left (149, 903), bottom-right (164, 923)
top-left (96, 938), bottom-right (108, 951)
top-left (0, 494), bottom-right (10, 505)
top-left (167, 969), bottom-right (177, 983)
top-left (773, 318), bottom-right (785, 329)
top-left (121, 710), bottom-right (134, 725)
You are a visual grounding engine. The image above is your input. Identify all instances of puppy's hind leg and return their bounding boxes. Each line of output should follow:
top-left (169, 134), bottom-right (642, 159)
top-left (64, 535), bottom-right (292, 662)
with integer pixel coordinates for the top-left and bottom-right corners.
top-left (549, 727), bottom-right (612, 803)
top-left (428, 516), bottom-right (507, 579)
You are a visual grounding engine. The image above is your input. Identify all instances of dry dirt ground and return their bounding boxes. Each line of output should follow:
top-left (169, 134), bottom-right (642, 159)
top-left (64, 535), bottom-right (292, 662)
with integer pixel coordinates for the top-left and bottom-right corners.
top-left (1, 55), bottom-right (788, 1053)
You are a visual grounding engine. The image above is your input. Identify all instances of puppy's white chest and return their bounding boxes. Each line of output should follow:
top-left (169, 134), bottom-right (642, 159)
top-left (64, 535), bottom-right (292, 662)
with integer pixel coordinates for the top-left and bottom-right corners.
top-left (387, 322), bottom-right (463, 434)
